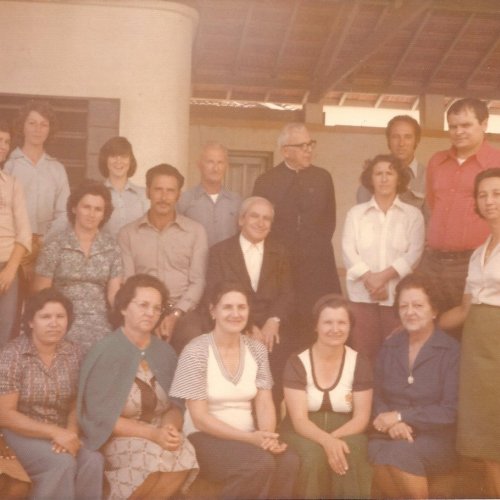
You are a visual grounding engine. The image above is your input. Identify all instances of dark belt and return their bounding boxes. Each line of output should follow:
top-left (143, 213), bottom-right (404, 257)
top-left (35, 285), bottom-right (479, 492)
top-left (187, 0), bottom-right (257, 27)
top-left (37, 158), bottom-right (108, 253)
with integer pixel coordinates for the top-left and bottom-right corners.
top-left (428, 249), bottom-right (474, 260)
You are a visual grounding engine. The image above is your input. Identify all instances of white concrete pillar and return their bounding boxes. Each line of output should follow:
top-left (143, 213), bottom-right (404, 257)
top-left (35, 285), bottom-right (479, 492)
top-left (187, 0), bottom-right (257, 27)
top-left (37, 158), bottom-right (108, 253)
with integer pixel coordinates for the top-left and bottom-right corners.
top-left (0, 0), bottom-right (198, 181)
top-left (419, 94), bottom-right (445, 131)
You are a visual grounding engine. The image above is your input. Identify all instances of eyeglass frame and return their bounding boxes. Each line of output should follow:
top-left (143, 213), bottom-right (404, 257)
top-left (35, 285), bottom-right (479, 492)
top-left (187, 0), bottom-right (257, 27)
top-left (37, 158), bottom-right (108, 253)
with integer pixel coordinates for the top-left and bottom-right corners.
top-left (282, 140), bottom-right (317, 151)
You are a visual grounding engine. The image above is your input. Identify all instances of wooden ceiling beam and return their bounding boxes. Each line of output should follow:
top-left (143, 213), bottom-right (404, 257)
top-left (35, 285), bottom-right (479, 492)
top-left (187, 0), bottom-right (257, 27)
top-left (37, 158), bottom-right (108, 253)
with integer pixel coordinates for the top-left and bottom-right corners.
top-left (389, 9), bottom-right (433, 83)
top-left (464, 32), bottom-right (500, 87)
top-left (232, 3), bottom-right (255, 72)
top-left (271, 0), bottom-right (301, 77)
top-left (312, 2), bottom-right (358, 82)
top-left (423, 12), bottom-right (475, 88)
top-left (308, 0), bottom-right (433, 102)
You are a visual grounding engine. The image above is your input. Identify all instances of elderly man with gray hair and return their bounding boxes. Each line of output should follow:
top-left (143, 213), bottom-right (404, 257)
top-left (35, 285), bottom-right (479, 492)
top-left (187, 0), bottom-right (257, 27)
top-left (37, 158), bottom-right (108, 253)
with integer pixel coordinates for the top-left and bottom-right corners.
top-left (253, 123), bottom-right (340, 349)
top-left (204, 196), bottom-right (294, 406)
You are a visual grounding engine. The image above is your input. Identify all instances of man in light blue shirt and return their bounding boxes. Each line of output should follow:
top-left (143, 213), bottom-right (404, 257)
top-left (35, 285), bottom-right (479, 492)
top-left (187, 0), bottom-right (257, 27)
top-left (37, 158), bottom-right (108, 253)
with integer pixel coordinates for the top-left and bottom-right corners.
top-left (177, 142), bottom-right (241, 247)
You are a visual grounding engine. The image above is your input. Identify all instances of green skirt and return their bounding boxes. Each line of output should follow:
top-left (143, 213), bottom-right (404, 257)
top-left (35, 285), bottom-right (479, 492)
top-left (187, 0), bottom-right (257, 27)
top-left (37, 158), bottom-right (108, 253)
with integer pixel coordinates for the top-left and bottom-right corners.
top-left (280, 411), bottom-right (372, 499)
top-left (457, 303), bottom-right (500, 461)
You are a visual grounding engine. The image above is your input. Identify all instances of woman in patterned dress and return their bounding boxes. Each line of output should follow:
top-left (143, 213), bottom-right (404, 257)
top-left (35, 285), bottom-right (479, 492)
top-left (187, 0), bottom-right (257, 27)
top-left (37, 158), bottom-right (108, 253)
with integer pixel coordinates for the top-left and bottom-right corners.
top-left (170, 281), bottom-right (299, 499)
top-left (33, 180), bottom-right (122, 352)
top-left (78, 274), bottom-right (198, 500)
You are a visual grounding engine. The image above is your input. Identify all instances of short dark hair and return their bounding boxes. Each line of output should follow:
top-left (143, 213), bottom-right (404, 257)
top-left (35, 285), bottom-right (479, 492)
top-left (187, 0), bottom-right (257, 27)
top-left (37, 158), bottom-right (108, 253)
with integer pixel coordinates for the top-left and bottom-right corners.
top-left (146, 164), bottom-right (184, 190)
top-left (66, 180), bottom-right (113, 228)
top-left (98, 136), bottom-right (137, 178)
top-left (474, 167), bottom-right (500, 218)
top-left (111, 274), bottom-right (169, 328)
top-left (360, 154), bottom-right (410, 194)
top-left (394, 273), bottom-right (445, 317)
top-left (208, 281), bottom-right (253, 334)
top-left (312, 294), bottom-right (355, 330)
top-left (447, 98), bottom-right (489, 123)
top-left (23, 288), bottom-right (74, 336)
top-left (12, 99), bottom-right (58, 143)
top-left (386, 115), bottom-right (421, 145)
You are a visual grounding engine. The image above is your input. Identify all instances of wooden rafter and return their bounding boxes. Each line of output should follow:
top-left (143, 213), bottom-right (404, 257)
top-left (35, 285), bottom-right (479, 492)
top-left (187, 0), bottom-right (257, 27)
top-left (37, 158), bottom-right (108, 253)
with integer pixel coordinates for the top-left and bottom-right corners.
top-left (271, 0), bottom-right (301, 77)
top-left (232, 3), bottom-right (255, 71)
top-left (308, 0), bottom-right (433, 102)
top-left (423, 12), bottom-right (476, 87)
top-left (464, 32), bottom-right (500, 87)
top-left (389, 8), bottom-right (433, 82)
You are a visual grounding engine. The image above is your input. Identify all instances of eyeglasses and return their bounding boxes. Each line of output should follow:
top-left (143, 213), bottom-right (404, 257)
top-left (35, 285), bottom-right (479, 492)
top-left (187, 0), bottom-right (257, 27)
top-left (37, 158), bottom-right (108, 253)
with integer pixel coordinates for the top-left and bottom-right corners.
top-left (283, 140), bottom-right (317, 151)
top-left (131, 300), bottom-right (165, 316)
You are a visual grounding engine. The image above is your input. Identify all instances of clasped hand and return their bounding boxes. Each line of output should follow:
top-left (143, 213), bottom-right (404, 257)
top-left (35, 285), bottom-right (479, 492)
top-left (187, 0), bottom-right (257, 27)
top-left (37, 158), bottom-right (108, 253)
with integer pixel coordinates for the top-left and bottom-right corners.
top-left (251, 430), bottom-right (287, 454)
top-left (51, 428), bottom-right (81, 456)
top-left (152, 424), bottom-right (182, 451)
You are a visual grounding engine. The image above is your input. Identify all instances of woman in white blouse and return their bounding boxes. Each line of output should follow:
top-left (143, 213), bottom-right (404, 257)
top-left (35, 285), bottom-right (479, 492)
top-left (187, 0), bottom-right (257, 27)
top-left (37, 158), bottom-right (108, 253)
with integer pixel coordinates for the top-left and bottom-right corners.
top-left (440, 167), bottom-right (500, 497)
top-left (169, 281), bottom-right (299, 499)
top-left (342, 154), bottom-right (425, 361)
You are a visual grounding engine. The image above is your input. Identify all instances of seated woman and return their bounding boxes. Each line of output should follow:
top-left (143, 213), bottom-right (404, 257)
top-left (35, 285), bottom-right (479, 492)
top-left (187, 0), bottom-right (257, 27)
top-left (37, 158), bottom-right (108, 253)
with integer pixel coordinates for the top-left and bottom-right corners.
top-left (369, 273), bottom-right (460, 499)
top-left (98, 136), bottom-right (149, 238)
top-left (170, 282), bottom-right (299, 499)
top-left (342, 154), bottom-right (424, 361)
top-left (440, 168), bottom-right (500, 497)
top-left (78, 274), bottom-right (198, 499)
top-left (34, 180), bottom-right (122, 352)
top-left (281, 294), bottom-right (373, 499)
top-left (0, 288), bottom-right (104, 499)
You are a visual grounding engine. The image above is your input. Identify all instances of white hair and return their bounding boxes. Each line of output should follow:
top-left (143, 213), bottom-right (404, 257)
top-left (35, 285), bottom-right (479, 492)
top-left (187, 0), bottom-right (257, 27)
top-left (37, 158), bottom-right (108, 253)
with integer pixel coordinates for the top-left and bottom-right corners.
top-left (277, 122), bottom-right (308, 148)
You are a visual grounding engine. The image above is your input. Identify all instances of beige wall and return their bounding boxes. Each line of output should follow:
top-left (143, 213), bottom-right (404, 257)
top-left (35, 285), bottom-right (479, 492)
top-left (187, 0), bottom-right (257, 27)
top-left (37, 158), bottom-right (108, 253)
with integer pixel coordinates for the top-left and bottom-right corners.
top-left (0, 0), bottom-right (197, 177)
top-left (189, 117), bottom-right (500, 272)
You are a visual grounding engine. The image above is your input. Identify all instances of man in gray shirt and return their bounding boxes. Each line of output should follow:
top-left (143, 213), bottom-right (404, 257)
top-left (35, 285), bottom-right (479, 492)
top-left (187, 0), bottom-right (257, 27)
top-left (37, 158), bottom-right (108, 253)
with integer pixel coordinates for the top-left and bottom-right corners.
top-left (357, 115), bottom-right (426, 211)
top-left (177, 142), bottom-right (241, 247)
top-left (118, 163), bottom-right (208, 352)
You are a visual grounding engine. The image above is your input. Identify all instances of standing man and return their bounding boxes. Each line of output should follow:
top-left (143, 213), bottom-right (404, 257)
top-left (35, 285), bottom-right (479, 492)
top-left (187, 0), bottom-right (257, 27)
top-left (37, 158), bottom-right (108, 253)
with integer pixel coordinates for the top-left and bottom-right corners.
top-left (420, 98), bottom-right (500, 311)
top-left (205, 196), bottom-right (294, 403)
top-left (118, 163), bottom-right (208, 353)
top-left (357, 115), bottom-right (426, 211)
top-left (253, 122), bottom-right (340, 344)
top-left (177, 142), bottom-right (241, 247)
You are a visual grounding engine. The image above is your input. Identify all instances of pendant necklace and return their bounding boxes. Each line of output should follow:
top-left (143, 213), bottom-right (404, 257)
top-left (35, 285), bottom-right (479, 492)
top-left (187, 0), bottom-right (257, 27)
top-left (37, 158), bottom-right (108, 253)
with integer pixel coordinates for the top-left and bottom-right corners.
top-left (408, 371), bottom-right (414, 385)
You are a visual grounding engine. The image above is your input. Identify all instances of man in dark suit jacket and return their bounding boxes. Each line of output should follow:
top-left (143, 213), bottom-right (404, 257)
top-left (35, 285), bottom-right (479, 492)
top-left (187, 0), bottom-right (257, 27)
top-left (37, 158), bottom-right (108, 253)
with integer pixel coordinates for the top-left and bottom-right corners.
top-left (205, 196), bottom-right (295, 404)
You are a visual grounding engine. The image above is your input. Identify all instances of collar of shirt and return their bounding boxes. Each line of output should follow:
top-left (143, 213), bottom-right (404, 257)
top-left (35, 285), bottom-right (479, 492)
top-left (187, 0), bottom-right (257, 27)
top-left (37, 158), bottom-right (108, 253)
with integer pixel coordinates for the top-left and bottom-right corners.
top-left (239, 233), bottom-right (264, 255)
top-left (61, 227), bottom-right (113, 255)
top-left (10, 146), bottom-right (54, 165)
top-left (193, 184), bottom-right (232, 200)
top-left (104, 178), bottom-right (142, 194)
top-left (19, 334), bottom-right (74, 358)
top-left (0, 169), bottom-right (8, 183)
top-left (442, 140), bottom-right (492, 167)
top-left (407, 157), bottom-right (418, 178)
top-left (364, 195), bottom-right (406, 215)
top-left (140, 211), bottom-right (190, 232)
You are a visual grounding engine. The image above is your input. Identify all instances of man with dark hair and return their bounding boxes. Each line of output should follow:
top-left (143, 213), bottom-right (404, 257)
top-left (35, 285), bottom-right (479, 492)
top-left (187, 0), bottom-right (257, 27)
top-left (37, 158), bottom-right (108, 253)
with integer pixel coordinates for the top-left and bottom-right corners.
top-left (118, 164), bottom-right (208, 352)
top-left (420, 97), bottom-right (500, 312)
top-left (357, 114), bottom-right (426, 211)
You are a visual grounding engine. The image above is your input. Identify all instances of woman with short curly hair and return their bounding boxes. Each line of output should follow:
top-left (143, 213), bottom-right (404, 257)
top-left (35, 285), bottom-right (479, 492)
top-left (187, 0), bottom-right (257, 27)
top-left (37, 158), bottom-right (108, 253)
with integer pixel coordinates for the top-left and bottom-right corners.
top-left (33, 180), bottom-right (122, 352)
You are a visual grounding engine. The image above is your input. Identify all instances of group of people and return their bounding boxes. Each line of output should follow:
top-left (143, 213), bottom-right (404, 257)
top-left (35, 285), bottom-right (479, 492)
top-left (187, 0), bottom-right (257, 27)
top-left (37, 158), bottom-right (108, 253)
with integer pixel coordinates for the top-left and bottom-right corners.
top-left (0, 96), bottom-right (497, 499)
